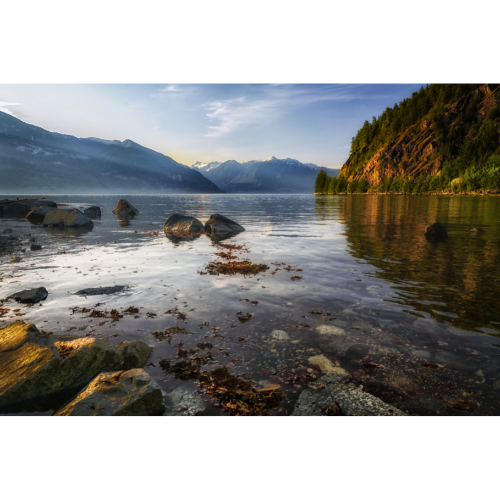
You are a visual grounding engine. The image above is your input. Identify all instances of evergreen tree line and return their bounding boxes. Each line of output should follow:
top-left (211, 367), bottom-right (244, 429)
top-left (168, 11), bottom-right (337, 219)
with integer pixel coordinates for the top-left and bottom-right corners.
top-left (324, 83), bottom-right (500, 192)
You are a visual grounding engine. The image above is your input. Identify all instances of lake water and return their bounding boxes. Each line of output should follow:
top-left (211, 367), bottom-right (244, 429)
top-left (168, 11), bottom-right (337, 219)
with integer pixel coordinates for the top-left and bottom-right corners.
top-left (1, 193), bottom-right (500, 415)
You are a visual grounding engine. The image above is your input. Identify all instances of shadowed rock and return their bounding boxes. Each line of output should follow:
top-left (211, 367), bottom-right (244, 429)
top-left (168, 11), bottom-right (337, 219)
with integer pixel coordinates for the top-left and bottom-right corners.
top-left (84, 206), bottom-right (101, 218)
top-left (30, 243), bottom-right (42, 251)
top-left (113, 199), bottom-right (140, 218)
top-left (54, 369), bottom-right (165, 416)
top-left (42, 209), bottom-right (93, 228)
top-left (74, 286), bottom-right (127, 296)
top-left (470, 228), bottom-right (485, 234)
top-left (424, 221), bottom-right (448, 240)
top-left (292, 371), bottom-right (407, 416)
top-left (8, 287), bottom-right (48, 304)
top-left (3, 203), bottom-right (32, 217)
top-left (164, 214), bottom-right (204, 234)
top-left (0, 321), bottom-right (153, 413)
top-left (204, 213), bottom-right (245, 239)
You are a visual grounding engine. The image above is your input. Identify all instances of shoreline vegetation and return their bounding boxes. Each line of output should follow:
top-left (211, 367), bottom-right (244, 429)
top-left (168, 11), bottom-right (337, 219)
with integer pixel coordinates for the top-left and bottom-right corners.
top-left (318, 84), bottom-right (500, 199)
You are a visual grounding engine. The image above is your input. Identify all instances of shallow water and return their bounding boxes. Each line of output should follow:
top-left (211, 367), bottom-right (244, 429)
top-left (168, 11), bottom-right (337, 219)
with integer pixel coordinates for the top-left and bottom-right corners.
top-left (1, 193), bottom-right (500, 415)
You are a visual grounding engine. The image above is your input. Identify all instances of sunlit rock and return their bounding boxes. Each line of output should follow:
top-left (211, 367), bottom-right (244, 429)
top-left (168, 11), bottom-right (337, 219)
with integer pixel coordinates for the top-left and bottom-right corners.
top-left (163, 214), bottom-right (204, 234)
top-left (42, 209), bottom-right (93, 228)
top-left (54, 369), bottom-right (165, 416)
top-left (0, 321), bottom-right (153, 413)
top-left (113, 199), bottom-right (140, 218)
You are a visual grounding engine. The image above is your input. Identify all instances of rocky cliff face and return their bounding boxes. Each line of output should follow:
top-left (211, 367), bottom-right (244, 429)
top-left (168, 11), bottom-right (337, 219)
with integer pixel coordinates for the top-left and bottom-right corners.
top-left (340, 84), bottom-right (500, 185)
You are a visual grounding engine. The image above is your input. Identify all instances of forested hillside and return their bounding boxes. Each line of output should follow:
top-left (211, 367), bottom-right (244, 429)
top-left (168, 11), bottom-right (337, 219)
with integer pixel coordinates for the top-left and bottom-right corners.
top-left (316, 84), bottom-right (500, 194)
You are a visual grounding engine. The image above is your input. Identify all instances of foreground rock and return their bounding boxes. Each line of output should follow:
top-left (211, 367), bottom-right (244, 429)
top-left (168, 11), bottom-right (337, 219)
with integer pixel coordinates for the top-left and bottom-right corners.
top-left (75, 286), bottom-right (127, 296)
top-left (26, 206), bottom-right (56, 222)
top-left (30, 243), bottom-right (42, 251)
top-left (0, 321), bottom-right (153, 413)
top-left (8, 287), bottom-right (48, 304)
top-left (113, 199), bottom-right (140, 218)
top-left (164, 214), bottom-right (204, 234)
top-left (84, 206), bottom-right (101, 218)
top-left (42, 209), bottom-right (93, 228)
top-left (292, 371), bottom-right (407, 416)
top-left (424, 221), bottom-right (448, 240)
top-left (54, 369), bottom-right (165, 416)
top-left (204, 213), bottom-right (245, 238)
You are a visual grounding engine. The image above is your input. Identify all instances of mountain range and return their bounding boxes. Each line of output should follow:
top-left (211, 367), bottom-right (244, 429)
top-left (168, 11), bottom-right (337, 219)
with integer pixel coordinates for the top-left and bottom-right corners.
top-left (0, 111), bottom-right (221, 194)
top-left (0, 110), bottom-right (340, 194)
top-left (191, 156), bottom-right (340, 193)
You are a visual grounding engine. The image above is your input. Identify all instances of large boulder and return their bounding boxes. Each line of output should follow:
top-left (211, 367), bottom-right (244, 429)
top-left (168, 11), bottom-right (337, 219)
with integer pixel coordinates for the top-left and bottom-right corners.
top-left (163, 214), bottom-right (204, 234)
top-left (3, 203), bottom-right (32, 217)
top-left (54, 369), bottom-right (165, 416)
top-left (292, 371), bottom-right (407, 416)
top-left (26, 206), bottom-right (55, 222)
top-left (84, 206), bottom-right (101, 218)
top-left (204, 213), bottom-right (245, 238)
top-left (42, 209), bottom-right (93, 228)
top-left (8, 287), bottom-right (48, 304)
top-left (113, 199), bottom-right (140, 218)
top-left (0, 321), bottom-right (153, 413)
top-left (424, 221), bottom-right (448, 240)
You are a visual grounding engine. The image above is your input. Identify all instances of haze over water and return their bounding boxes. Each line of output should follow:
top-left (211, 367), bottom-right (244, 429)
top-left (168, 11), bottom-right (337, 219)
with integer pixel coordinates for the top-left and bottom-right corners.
top-left (1, 193), bottom-right (500, 415)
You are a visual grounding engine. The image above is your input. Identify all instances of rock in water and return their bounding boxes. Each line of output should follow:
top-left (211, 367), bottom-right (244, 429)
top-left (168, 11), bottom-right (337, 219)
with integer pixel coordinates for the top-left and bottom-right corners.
top-left (84, 206), bottom-right (101, 218)
top-left (113, 199), bottom-right (140, 217)
top-left (204, 213), bottom-right (245, 237)
top-left (424, 221), bottom-right (448, 240)
top-left (30, 243), bottom-right (42, 251)
top-left (3, 203), bottom-right (32, 217)
top-left (54, 369), bottom-right (165, 416)
top-left (163, 214), bottom-right (204, 234)
top-left (292, 371), bottom-right (407, 416)
top-left (26, 206), bottom-right (55, 222)
top-left (42, 209), bottom-right (93, 228)
top-left (8, 287), bottom-right (48, 304)
top-left (470, 228), bottom-right (485, 233)
top-left (0, 321), bottom-right (153, 413)
top-left (74, 286), bottom-right (127, 296)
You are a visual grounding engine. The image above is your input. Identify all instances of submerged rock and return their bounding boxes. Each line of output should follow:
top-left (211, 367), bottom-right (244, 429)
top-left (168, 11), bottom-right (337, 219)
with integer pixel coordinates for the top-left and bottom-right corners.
top-left (308, 354), bottom-right (349, 375)
top-left (75, 285), bottom-right (127, 296)
top-left (316, 325), bottom-right (345, 336)
top-left (424, 222), bottom-right (448, 240)
top-left (84, 206), bottom-right (101, 218)
top-left (54, 369), bottom-right (165, 416)
top-left (113, 199), bottom-right (140, 218)
top-left (204, 213), bottom-right (245, 238)
top-left (292, 371), bottom-right (407, 416)
top-left (271, 329), bottom-right (290, 340)
top-left (42, 209), bottom-right (93, 228)
top-left (163, 214), bottom-right (204, 234)
top-left (165, 386), bottom-right (207, 416)
top-left (0, 321), bottom-right (153, 413)
top-left (8, 287), bottom-right (48, 304)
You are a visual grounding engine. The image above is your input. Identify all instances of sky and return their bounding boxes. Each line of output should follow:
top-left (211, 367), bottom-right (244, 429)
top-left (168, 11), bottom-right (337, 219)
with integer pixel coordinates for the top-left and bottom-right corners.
top-left (0, 84), bottom-right (424, 168)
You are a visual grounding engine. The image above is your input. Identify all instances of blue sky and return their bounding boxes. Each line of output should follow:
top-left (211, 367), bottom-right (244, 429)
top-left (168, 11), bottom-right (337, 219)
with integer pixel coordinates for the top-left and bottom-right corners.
top-left (0, 84), bottom-right (424, 167)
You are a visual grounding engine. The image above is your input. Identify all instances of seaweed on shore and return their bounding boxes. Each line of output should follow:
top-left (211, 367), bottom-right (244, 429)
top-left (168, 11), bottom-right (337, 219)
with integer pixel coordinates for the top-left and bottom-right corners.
top-left (201, 260), bottom-right (269, 276)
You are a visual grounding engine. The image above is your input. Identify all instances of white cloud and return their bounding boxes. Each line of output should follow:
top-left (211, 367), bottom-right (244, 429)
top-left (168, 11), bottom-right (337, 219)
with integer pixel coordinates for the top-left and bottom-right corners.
top-left (203, 85), bottom-right (356, 138)
top-left (0, 102), bottom-right (23, 116)
top-left (159, 85), bottom-right (181, 93)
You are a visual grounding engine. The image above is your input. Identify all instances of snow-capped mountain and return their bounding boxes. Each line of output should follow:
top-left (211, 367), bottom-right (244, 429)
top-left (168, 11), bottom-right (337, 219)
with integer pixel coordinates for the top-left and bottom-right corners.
top-left (191, 161), bottom-right (221, 172)
top-left (190, 156), bottom-right (339, 193)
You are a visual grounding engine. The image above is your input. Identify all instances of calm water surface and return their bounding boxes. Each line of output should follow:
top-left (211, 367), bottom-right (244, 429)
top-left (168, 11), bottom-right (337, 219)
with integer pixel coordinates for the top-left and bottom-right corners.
top-left (2, 194), bottom-right (500, 415)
